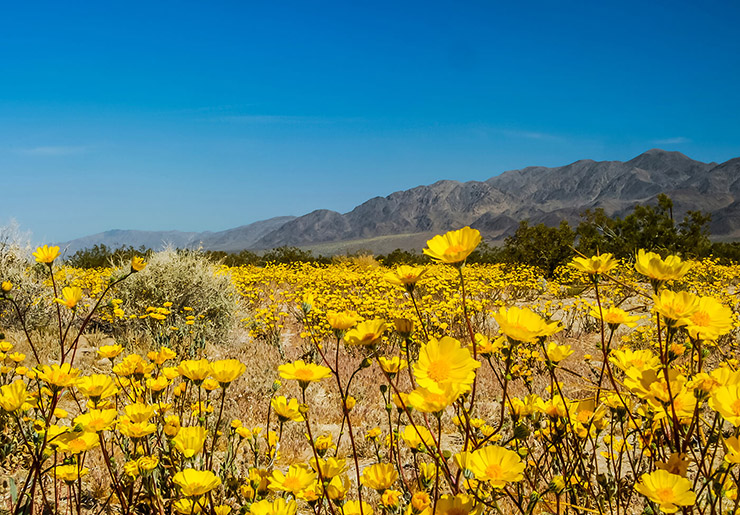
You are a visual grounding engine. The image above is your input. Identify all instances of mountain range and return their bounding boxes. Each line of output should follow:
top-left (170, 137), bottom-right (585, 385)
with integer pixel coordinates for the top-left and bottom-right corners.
top-left (59, 149), bottom-right (740, 255)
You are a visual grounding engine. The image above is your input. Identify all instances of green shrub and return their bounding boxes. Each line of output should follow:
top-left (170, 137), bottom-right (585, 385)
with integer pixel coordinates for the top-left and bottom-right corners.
top-left (65, 243), bottom-right (153, 268)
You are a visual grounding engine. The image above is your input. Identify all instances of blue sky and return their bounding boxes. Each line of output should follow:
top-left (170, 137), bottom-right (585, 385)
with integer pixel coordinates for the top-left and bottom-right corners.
top-left (2, 1), bottom-right (739, 243)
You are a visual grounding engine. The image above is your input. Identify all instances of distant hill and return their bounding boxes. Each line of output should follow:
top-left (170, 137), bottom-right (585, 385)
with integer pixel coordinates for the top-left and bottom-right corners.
top-left (59, 229), bottom-right (205, 255)
top-left (60, 149), bottom-right (740, 255)
top-left (58, 216), bottom-right (296, 255)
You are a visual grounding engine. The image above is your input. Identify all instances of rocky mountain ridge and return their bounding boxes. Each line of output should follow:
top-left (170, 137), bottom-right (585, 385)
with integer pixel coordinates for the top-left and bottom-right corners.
top-left (59, 149), bottom-right (740, 255)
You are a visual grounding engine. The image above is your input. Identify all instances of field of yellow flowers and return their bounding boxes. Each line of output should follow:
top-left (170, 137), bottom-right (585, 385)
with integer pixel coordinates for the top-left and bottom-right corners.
top-left (1, 228), bottom-right (740, 515)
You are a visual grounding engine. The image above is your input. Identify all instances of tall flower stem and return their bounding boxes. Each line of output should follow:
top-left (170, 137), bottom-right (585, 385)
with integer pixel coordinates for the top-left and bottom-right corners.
top-left (378, 368), bottom-right (456, 490)
top-left (431, 414), bottom-right (443, 515)
top-left (457, 266), bottom-right (479, 412)
top-left (7, 298), bottom-right (41, 364)
top-left (410, 293), bottom-right (429, 342)
top-left (404, 336), bottom-right (416, 388)
top-left (308, 332), bottom-right (366, 515)
top-left (99, 433), bottom-right (129, 515)
top-left (593, 279), bottom-right (608, 404)
top-left (207, 387), bottom-right (228, 469)
top-left (47, 264), bottom-right (64, 355)
top-left (301, 388), bottom-right (338, 515)
top-left (65, 273), bottom-right (131, 364)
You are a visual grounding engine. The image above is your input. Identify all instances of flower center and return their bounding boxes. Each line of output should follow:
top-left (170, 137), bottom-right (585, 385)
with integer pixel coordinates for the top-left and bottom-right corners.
top-left (604, 313), bottom-right (622, 324)
top-left (732, 399), bottom-right (740, 416)
top-left (654, 487), bottom-right (676, 503)
top-left (445, 244), bottom-right (466, 255)
top-left (690, 311), bottom-right (711, 327)
top-left (577, 410), bottom-right (592, 424)
top-left (427, 360), bottom-right (451, 382)
top-left (283, 476), bottom-right (302, 491)
top-left (484, 464), bottom-right (503, 480)
top-left (295, 368), bottom-right (315, 381)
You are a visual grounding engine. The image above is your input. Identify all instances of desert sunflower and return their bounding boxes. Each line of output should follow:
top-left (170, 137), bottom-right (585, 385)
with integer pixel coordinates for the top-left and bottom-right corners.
top-left (76, 374), bottom-right (119, 401)
top-left (271, 396), bottom-right (304, 422)
top-left (493, 306), bottom-right (561, 343)
top-left (635, 249), bottom-right (692, 291)
top-left (677, 296), bottom-right (734, 341)
top-left (0, 380), bottom-right (29, 412)
top-left (131, 256), bottom-right (147, 272)
top-left (383, 265), bottom-right (426, 292)
top-left (653, 290), bottom-right (700, 326)
top-left (268, 464), bottom-right (316, 495)
top-left (54, 286), bottom-right (83, 309)
top-left (469, 445), bottom-right (525, 488)
top-left (327, 310), bottom-right (361, 331)
top-left (709, 384), bottom-right (740, 427)
top-left (278, 360), bottom-right (331, 388)
top-left (407, 384), bottom-right (462, 414)
top-left (172, 426), bottom-right (207, 457)
top-left (360, 463), bottom-right (398, 492)
top-left (589, 305), bottom-right (641, 331)
top-left (569, 253), bottom-right (618, 275)
top-left (343, 319), bottom-right (387, 346)
top-left (210, 358), bottom-right (247, 386)
top-left (73, 409), bottom-right (117, 432)
top-left (173, 468), bottom-right (222, 497)
top-left (414, 336), bottom-right (479, 393)
top-left (178, 359), bottom-right (212, 384)
top-left (423, 226), bottom-right (481, 265)
top-left (634, 469), bottom-right (696, 513)
top-left (33, 244), bottom-right (60, 264)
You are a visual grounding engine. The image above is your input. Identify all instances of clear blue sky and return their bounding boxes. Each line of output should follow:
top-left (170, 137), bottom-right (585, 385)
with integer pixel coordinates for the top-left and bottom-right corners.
top-left (2, 0), bottom-right (739, 243)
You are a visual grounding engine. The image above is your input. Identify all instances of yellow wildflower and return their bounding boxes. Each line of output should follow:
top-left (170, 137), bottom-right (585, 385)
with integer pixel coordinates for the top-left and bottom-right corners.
top-left (469, 445), bottom-right (525, 488)
top-left (33, 245), bottom-right (59, 264)
top-left (210, 359), bottom-right (246, 386)
top-left (569, 253), bottom-right (617, 275)
top-left (268, 464), bottom-right (316, 494)
top-left (278, 360), bottom-right (331, 388)
top-left (54, 286), bottom-right (83, 309)
top-left (423, 227), bottom-right (481, 264)
top-left (178, 359), bottom-right (212, 384)
top-left (0, 380), bottom-right (29, 412)
top-left (173, 469), bottom-right (222, 497)
top-left (678, 296), bottom-right (734, 341)
top-left (414, 336), bottom-right (480, 393)
top-left (635, 249), bottom-right (691, 288)
top-left (131, 256), bottom-right (147, 272)
top-left (634, 469), bottom-right (696, 513)
top-left (271, 396), bottom-right (304, 422)
top-left (172, 426), bottom-right (207, 457)
top-left (384, 265), bottom-right (426, 291)
top-left (343, 319), bottom-right (387, 346)
top-left (493, 306), bottom-right (561, 343)
top-left (326, 310), bottom-right (361, 331)
top-left (360, 462), bottom-right (398, 491)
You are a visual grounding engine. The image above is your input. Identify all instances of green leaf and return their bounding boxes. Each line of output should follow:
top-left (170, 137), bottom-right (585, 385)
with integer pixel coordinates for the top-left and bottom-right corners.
top-left (9, 477), bottom-right (17, 504)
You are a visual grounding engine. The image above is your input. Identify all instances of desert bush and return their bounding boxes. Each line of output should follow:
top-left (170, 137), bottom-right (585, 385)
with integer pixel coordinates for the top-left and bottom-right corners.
top-left (0, 222), bottom-right (54, 331)
top-left (108, 248), bottom-right (240, 353)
